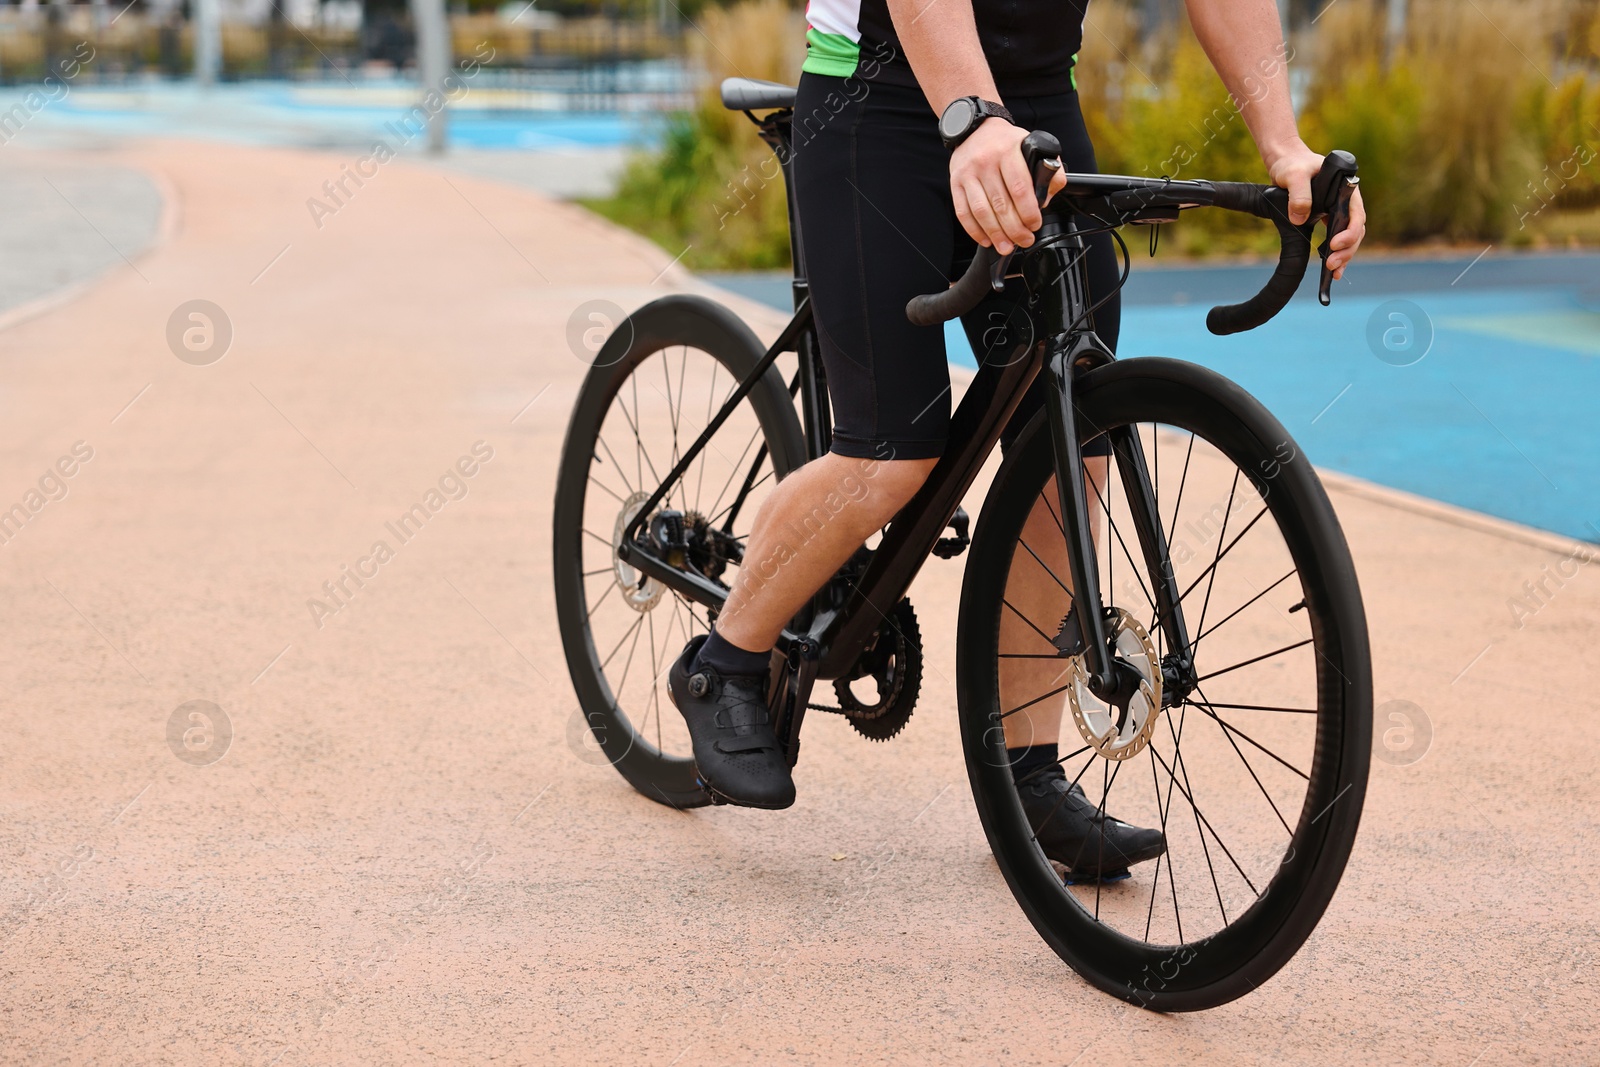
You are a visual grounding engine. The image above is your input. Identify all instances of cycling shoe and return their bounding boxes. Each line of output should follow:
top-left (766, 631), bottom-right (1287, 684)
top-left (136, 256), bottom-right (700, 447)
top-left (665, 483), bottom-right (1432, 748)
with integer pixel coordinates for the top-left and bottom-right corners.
top-left (667, 636), bottom-right (795, 810)
top-left (1017, 762), bottom-right (1165, 880)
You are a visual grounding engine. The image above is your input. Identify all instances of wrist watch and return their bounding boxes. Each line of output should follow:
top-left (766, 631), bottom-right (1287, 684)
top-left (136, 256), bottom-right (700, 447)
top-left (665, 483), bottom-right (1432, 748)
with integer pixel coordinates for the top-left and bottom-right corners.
top-left (939, 96), bottom-right (1014, 150)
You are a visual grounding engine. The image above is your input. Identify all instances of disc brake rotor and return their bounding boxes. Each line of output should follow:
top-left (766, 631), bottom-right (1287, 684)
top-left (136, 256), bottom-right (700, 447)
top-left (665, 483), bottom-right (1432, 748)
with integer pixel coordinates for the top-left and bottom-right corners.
top-left (612, 491), bottom-right (663, 612)
top-left (1067, 607), bottom-right (1163, 760)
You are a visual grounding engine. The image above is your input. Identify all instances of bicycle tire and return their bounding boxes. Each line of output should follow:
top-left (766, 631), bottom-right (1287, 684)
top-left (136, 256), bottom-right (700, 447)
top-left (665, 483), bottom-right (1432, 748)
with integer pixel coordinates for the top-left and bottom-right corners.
top-left (553, 295), bottom-right (807, 808)
top-left (957, 356), bottom-right (1371, 1011)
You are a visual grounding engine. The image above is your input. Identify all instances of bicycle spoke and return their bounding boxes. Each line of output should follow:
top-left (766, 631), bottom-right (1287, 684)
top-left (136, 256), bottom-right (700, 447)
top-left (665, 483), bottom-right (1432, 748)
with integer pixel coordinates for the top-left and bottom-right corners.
top-left (1038, 487), bottom-right (1065, 536)
top-left (1017, 538), bottom-right (1076, 600)
top-left (673, 591), bottom-right (716, 637)
top-left (662, 352), bottom-right (682, 483)
top-left (1190, 699), bottom-right (1316, 715)
top-left (644, 604), bottom-right (661, 745)
top-left (1165, 709), bottom-right (1229, 924)
top-left (1187, 694), bottom-right (1310, 780)
top-left (1193, 637), bottom-right (1313, 684)
top-left (615, 374), bottom-right (664, 507)
top-left (1191, 685), bottom-right (1294, 836)
top-left (705, 424), bottom-right (766, 523)
top-left (1144, 745), bottom-right (1173, 941)
top-left (1088, 470), bottom-right (1156, 615)
top-left (695, 354), bottom-right (715, 512)
top-left (594, 434), bottom-right (635, 496)
top-left (1147, 739), bottom-right (1258, 898)
top-left (1189, 568), bottom-right (1296, 650)
top-left (1002, 598), bottom-right (1059, 650)
top-left (1094, 757), bottom-right (1127, 920)
top-left (599, 614), bottom-right (644, 672)
top-left (1175, 505), bottom-right (1269, 607)
top-left (1191, 469), bottom-right (1241, 645)
top-left (586, 473), bottom-right (628, 506)
top-left (586, 579), bottom-right (618, 620)
top-left (648, 607), bottom-right (664, 752)
top-left (1164, 431), bottom-right (1195, 541)
top-left (631, 375), bottom-right (645, 495)
top-left (998, 680), bottom-right (1073, 721)
top-left (1149, 703), bottom-right (1194, 944)
top-left (707, 469), bottom-right (774, 530)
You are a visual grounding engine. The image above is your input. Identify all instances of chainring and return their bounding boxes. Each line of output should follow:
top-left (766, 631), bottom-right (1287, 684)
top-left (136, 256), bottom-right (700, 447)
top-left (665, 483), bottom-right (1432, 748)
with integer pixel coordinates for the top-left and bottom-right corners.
top-left (833, 599), bottom-right (922, 742)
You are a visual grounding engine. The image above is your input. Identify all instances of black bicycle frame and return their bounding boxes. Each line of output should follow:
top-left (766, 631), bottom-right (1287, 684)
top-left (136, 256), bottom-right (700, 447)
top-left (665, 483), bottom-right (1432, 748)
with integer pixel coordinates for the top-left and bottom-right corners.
top-left (614, 111), bottom-right (1194, 757)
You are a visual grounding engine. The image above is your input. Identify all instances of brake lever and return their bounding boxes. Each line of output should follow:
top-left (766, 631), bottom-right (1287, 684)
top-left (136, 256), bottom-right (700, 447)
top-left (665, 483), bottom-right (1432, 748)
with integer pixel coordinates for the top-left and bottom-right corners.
top-left (1310, 150), bottom-right (1359, 306)
top-left (989, 136), bottom-right (1066, 292)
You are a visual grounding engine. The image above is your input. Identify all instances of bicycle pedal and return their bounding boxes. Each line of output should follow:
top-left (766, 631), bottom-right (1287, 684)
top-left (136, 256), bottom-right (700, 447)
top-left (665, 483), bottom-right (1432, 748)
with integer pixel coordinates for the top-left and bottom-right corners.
top-left (1052, 859), bottom-right (1131, 885)
top-left (931, 506), bottom-right (970, 559)
top-left (697, 777), bottom-right (731, 805)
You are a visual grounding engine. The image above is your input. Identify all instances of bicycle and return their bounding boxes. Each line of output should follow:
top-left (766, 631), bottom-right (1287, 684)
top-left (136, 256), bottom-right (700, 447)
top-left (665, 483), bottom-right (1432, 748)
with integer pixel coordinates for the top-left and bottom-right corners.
top-left (553, 76), bottom-right (1371, 1011)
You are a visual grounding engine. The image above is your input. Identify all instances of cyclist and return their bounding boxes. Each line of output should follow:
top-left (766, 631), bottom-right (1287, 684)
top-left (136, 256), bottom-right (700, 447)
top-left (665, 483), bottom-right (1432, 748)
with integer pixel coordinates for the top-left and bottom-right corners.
top-left (668, 0), bottom-right (1367, 877)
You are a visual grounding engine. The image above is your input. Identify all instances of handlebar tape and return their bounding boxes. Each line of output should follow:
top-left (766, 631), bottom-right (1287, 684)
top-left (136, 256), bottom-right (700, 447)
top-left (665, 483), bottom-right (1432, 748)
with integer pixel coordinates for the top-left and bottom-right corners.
top-left (905, 131), bottom-right (1063, 328)
top-left (906, 245), bottom-right (1000, 327)
top-left (1204, 183), bottom-right (1312, 336)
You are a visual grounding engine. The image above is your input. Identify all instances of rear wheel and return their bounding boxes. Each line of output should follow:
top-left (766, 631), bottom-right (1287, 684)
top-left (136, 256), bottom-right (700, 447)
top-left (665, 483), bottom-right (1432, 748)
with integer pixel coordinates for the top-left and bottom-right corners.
top-left (958, 357), bottom-right (1371, 1010)
top-left (553, 295), bottom-right (806, 808)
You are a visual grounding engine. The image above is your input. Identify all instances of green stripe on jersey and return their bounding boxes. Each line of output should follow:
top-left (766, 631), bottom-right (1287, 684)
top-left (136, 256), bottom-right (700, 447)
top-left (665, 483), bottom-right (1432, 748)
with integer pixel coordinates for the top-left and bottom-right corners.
top-left (802, 28), bottom-right (859, 77)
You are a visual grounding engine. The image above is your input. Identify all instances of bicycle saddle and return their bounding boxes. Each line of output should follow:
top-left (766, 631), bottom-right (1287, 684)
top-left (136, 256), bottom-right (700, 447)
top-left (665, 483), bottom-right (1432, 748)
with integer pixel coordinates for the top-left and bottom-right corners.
top-left (719, 77), bottom-right (796, 111)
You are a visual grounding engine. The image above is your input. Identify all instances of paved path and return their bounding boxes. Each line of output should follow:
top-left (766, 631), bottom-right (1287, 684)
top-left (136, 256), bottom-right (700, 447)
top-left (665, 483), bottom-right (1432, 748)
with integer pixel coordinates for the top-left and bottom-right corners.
top-left (0, 141), bottom-right (1596, 1065)
top-left (0, 161), bottom-right (164, 319)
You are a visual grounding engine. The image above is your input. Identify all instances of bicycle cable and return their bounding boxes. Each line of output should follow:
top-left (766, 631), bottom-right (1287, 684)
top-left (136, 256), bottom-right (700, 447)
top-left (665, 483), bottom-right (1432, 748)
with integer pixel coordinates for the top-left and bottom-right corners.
top-left (1022, 204), bottom-right (1135, 338)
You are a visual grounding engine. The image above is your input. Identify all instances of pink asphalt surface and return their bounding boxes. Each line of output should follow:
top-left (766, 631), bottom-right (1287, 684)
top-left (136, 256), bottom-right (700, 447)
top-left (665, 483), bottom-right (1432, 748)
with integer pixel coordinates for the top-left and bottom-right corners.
top-left (0, 142), bottom-right (1595, 1064)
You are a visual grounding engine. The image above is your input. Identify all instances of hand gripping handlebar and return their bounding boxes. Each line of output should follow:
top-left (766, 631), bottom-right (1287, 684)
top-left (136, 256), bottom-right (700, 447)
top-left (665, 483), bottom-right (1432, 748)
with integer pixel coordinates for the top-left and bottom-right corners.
top-left (905, 131), bottom-right (1064, 328)
top-left (905, 137), bottom-right (1360, 337)
top-left (1204, 150), bottom-right (1359, 335)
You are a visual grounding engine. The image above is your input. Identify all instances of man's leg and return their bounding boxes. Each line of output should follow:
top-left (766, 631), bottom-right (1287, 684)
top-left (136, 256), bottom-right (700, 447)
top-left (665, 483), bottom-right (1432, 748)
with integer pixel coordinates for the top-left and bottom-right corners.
top-left (665, 74), bottom-right (959, 808)
top-left (715, 453), bottom-right (938, 654)
top-left (664, 451), bottom-right (936, 809)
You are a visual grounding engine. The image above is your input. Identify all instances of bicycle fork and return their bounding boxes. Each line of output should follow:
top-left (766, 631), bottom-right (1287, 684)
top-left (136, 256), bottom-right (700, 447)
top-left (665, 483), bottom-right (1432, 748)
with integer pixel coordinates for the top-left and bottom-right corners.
top-left (1041, 337), bottom-right (1194, 706)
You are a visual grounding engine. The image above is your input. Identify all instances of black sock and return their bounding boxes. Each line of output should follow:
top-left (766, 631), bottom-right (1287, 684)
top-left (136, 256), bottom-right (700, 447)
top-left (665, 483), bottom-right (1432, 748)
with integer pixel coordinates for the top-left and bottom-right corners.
top-left (1008, 742), bottom-right (1060, 784)
top-left (694, 627), bottom-right (772, 677)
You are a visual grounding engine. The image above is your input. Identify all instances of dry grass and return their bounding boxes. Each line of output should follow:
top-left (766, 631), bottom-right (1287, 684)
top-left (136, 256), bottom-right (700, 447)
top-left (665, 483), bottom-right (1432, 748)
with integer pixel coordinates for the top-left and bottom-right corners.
top-left (596, 0), bottom-right (1600, 265)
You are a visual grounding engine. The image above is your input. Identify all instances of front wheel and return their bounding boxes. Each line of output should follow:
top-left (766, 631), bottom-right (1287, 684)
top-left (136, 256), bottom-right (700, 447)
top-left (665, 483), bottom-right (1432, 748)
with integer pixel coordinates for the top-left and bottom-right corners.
top-left (957, 357), bottom-right (1371, 1011)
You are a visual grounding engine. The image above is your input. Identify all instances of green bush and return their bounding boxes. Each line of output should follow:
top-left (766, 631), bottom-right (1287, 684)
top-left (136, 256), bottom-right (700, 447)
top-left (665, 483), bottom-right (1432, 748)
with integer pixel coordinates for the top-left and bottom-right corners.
top-left (583, 0), bottom-right (800, 270)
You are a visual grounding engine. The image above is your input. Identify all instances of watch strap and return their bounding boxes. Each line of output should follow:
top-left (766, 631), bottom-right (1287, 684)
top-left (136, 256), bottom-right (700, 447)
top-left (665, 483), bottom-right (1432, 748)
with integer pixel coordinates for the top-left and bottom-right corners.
top-left (974, 99), bottom-right (1014, 125)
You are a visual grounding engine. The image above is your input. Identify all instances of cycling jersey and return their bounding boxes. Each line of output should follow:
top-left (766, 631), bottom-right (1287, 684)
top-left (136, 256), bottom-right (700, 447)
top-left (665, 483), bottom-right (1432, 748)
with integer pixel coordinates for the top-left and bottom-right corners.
top-left (802, 0), bottom-right (1087, 96)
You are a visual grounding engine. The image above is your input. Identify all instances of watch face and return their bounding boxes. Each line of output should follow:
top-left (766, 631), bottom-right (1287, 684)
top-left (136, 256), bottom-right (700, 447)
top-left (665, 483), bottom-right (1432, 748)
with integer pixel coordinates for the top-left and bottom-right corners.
top-left (940, 97), bottom-right (977, 142)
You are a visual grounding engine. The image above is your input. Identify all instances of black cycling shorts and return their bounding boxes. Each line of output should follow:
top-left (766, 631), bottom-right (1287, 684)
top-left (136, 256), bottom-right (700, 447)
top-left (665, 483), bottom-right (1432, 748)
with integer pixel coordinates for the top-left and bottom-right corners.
top-left (791, 74), bottom-right (1120, 461)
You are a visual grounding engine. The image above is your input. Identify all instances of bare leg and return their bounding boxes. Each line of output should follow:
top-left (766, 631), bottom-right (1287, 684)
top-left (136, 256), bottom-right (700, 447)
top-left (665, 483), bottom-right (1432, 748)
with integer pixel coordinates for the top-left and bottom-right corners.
top-left (714, 453), bottom-right (939, 653)
top-left (998, 459), bottom-right (1108, 750)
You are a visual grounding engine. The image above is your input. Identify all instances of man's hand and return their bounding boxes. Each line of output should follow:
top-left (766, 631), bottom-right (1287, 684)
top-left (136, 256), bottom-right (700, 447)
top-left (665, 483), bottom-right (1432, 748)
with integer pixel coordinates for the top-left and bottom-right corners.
top-left (1265, 141), bottom-right (1367, 280)
top-left (950, 118), bottom-right (1069, 256)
